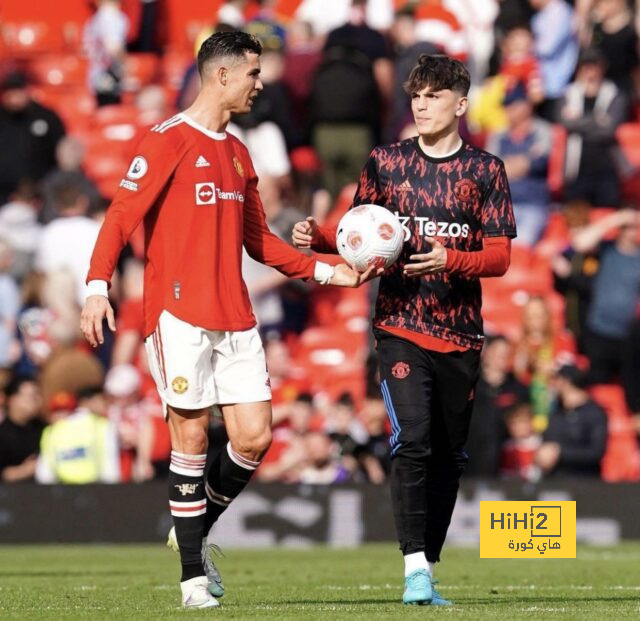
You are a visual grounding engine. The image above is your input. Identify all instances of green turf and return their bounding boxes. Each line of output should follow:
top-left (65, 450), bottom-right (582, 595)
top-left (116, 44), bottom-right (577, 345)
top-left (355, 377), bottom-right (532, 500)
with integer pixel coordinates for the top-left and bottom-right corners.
top-left (1, 543), bottom-right (639, 620)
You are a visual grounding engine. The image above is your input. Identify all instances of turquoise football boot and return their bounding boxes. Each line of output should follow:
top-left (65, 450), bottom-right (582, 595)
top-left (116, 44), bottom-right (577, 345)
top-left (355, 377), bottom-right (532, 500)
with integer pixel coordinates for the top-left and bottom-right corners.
top-left (402, 569), bottom-right (432, 605)
top-left (430, 579), bottom-right (452, 606)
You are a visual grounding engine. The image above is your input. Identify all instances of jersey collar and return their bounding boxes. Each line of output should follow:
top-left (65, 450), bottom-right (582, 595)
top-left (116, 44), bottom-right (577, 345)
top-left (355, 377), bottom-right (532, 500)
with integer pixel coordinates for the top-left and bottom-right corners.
top-left (179, 113), bottom-right (227, 140)
top-left (413, 137), bottom-right (465, 163)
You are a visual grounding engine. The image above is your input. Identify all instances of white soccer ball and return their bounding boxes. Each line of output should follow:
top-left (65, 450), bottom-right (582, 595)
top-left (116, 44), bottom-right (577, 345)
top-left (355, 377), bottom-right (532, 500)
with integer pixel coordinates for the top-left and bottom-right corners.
top-left (336, 204), bottom-right (404, 272)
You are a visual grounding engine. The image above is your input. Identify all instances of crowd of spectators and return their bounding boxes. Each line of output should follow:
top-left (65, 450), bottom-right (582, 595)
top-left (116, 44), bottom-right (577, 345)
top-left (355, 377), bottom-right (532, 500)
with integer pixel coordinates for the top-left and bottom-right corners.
top-left (1, 0), bottom-right (640, 485)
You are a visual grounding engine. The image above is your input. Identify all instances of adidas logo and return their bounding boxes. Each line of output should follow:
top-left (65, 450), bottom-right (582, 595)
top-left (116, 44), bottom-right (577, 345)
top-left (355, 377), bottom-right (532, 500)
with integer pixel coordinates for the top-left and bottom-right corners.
top-left (195, 155), bottom-right (210, 167)
top-left (397, 179), bottom-right (413, 192)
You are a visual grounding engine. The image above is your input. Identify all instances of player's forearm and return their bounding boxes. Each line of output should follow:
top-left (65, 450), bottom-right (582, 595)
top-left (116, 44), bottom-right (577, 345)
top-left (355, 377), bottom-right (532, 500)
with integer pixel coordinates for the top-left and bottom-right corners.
top-left (312, 224), bottom-right (339, 253)
top-left (445, 237), bottom-right (511, 278)
top-left (86, 206), bottom-right (135, 286)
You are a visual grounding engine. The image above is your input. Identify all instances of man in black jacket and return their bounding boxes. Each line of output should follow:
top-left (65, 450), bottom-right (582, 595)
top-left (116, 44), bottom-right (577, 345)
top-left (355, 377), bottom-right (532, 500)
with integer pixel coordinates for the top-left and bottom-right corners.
top-left (536, 364), bottom-right (607, 477)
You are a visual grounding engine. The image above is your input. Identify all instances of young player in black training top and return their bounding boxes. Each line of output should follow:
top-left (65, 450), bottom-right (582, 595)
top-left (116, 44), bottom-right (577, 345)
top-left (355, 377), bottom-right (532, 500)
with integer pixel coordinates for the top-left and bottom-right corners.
top-left (293, 54), bottom-right (516, 606)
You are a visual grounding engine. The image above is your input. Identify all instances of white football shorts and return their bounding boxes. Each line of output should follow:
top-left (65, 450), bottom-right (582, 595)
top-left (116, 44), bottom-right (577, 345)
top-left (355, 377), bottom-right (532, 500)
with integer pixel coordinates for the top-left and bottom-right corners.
top-left (144, 310), bottom-right (272, 410)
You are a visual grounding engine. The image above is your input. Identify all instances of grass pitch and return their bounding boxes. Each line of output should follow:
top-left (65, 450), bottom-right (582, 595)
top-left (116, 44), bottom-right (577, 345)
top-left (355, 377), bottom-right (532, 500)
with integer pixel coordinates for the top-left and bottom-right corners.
top-left (1, 543), bottom-right (639, 620)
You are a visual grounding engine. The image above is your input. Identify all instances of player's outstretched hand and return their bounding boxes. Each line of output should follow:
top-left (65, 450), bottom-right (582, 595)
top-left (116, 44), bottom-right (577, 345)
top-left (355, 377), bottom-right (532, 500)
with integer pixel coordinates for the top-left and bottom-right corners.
top-left (403, 236), bottom-right (447, 277)
top-left (292, 216), bottom-right (318, 248)
top-left (80, 295), bottom-right (116, 348)
top-left (330, 263), bottom-right (383, 287)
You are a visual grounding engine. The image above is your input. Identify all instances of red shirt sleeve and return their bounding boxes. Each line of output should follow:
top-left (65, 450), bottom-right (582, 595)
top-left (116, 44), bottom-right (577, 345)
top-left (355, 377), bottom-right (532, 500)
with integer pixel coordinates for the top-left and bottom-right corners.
top-left (445, 236), bottom-right (511, 278)
top-left (312, 149), bottom-right (385, 254)
top-left (87, 129), bottom-right (185, 286)
top-left (243, 163), bottom-right (316, 280)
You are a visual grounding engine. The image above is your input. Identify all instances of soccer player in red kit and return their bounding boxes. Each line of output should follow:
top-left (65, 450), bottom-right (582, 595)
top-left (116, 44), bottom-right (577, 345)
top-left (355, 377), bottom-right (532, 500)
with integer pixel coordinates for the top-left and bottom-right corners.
top-left (293, 54), bottom-right (516, 606)
top-left (81, 31), bottom-right (373, 609)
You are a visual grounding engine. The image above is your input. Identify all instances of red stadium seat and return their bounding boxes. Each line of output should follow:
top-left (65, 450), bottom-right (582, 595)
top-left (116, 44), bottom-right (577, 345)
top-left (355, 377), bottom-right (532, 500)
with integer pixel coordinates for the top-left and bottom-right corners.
top-left (31, 86), bottom-right (95, 132)
top-left (93, 103), bottom-right (139, 128)
top-left (29, 54), bottom-right (88, 87)
top-left (1, 21), bottom-right (64, 57)
top-left (590, 384), bottom-right (640, 482)
top-left (161, 49), bottom-right (195, 90)
top-left (123, 53), bottom-right (160, 92)
top-left (616, 123), bottom-right (640, 168)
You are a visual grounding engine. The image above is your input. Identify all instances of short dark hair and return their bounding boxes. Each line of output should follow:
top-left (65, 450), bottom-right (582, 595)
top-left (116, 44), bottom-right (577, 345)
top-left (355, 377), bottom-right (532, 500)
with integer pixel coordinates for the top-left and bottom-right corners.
top-left (197, 31), bottom-right (263, 76)
top-left (404, 54), bottom-right (470, 96)
top-left (4, 375), bottom-right (36, 399)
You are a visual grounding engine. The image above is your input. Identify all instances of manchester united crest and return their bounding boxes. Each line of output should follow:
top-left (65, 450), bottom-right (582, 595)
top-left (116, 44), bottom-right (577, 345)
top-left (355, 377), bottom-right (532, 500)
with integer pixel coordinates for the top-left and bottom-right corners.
top-left (233, 156), bottom-right (244, 178)
top-left (391, 361), bottom-right (411, 379)
top-left (453, 178), bottom-right (479, 203)
top-left (172, 376), bottom-right (189, 394)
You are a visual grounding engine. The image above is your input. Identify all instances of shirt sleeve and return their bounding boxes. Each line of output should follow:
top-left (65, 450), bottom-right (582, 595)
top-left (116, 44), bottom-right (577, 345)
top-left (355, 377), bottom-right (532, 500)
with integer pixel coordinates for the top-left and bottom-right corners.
top-left (445, 236), bottom-right (511, 278)
top-left (312, 149), bottom-right (384, 253)
top-left (243, 163), bottom-right (316, 280)
top-left (481, 160), bottom-right (517, 238)
top-left (86, 130), bottom-right (184, 287)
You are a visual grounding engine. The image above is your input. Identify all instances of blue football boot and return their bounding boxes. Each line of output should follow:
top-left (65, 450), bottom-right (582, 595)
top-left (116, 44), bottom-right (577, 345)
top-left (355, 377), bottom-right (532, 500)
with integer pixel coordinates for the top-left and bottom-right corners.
top-left (402, 569), bottom-right (432, 605)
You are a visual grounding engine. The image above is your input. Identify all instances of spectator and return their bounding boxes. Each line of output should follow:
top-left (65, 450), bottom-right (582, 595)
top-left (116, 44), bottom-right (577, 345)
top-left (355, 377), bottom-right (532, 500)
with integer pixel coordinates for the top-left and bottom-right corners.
top-left (354, 392), bottom-right (389, 482)
top-left (217, 0), bottom-right (247, 29)
top-left (445, 0), bottom-right (500, 84)
top-left (111, 258), bottom-right (144, 366)
top-left (39, 137), bottom-right (102, 225)
top-left (0, 181), bottom-right (42, 281)
top-left (325, 392), bottom-right (369, 479)
top-left (0, 239), bottom-right (21, 369)
top-left (0, 71), bottom-right (65, 205)
top-left (18, 295), bottom-right (104, 413)
top-left (295, 0), bottom-right (394, 36)
top-left (310, 0), bottom-right (390, 197)
top-left (513, 296), bottom-right (575, 431)
top-left (413, 0), bottom-right (469, 61)
top-left (500, 401), bottom-right (542, 480)
top-left (467, 335), bottom-right (528, 477)
top-left (282, 20), bottom-right (322, 142)
top-left (486, 81), bottom-right (551, 246)
top-left (104, 363), bottom-right (159, 482)
top-left (298, 431), bottom-right (350, 484)
top-left (36, 386), bottom-right (120, 484)
top-left (572, 208), bottom-right (640, 414)
top-left (469, 23), bottom-right (544, 137)
top-left (589, 0), bottom-right (640, 99)
top-left (387, 9), bottom-right (438, 141)
top-left (556, 46), bottom-right (629, 206)
top-left (34, 177), bottom-right (101, 306)
top-left (0, 376), bottom-right (44, 482)
top-left (529, 0), bottom-right (579, 118)
top-left (258, 392), bottom-right (319, 482)
top-left (551, 199), bottom-right (598, 352)
top-left (84, 0), bottom-right (129, 106)
top-left (535, 364), bottom-right (607, 477)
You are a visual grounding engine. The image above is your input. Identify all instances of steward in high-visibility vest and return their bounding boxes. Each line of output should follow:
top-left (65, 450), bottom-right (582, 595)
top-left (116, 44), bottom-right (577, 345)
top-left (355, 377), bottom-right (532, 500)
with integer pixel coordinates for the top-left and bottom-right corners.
top-left (37, 408), bottom-right (120, 484)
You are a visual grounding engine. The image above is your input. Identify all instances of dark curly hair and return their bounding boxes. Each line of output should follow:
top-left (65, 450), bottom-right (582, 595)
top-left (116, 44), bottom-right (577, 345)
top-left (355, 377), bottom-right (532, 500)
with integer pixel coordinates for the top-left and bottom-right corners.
top-left (404, 54), bottom-right (470, 96)
top-left (197, 31), bottom-right (263, 76)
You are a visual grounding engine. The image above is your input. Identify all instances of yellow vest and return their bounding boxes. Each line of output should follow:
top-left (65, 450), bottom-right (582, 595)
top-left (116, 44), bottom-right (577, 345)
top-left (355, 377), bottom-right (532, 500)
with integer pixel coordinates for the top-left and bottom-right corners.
top-left (40, 411), bottom-right (111, 484)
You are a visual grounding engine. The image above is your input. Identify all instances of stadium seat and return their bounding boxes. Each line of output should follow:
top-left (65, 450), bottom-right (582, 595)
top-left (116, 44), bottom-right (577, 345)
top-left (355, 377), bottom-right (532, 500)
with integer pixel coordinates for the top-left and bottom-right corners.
top-left (1, 21), bottom-right (64, 57)
top-left (161, 49), bottom-right (195, 91)
top-left (123, 53), bottom-right (160, 92)
top-left (93, 103), bottom-right (140, 128)
top-left (31, 86), bottom-right (95, 133)
top-left (616, 123), bottom-right (640, 168)
top-left (29, 54), bottom-right (87, 87)
top-left (590, 384), bottom-right (640, 482)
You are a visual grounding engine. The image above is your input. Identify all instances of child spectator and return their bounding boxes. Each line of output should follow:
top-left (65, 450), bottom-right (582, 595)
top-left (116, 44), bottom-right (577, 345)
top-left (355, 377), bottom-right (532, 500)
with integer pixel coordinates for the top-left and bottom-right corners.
top-left (500, 401), bottom-right (542, 481)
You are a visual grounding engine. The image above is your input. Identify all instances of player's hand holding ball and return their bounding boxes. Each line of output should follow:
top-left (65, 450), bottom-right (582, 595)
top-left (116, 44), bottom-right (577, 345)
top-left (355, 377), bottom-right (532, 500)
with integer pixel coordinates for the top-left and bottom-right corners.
top-left (403, 236), bottom-right (448, 277)
top-left (330, 263), bottom-right (384, 287)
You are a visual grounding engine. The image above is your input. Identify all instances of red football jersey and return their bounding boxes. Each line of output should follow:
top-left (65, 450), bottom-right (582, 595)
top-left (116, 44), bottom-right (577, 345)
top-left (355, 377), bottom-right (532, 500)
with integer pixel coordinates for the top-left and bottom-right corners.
top-left (87, 113), bottom-right (316, 337)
